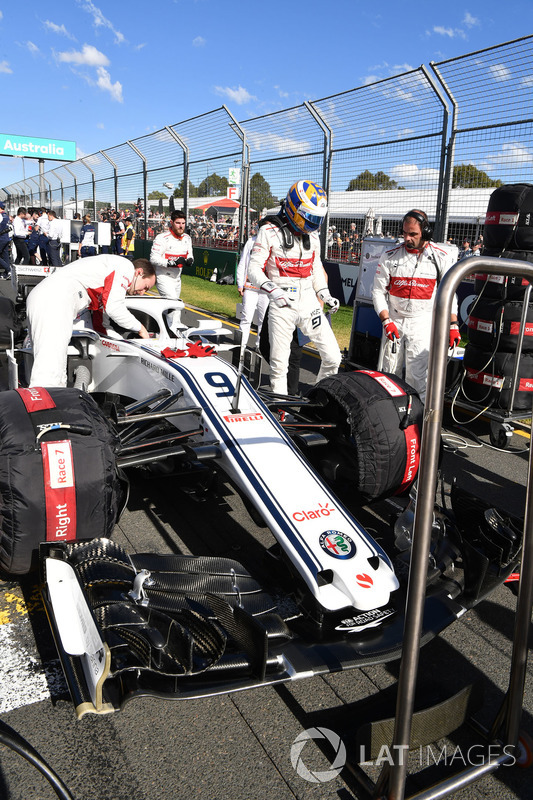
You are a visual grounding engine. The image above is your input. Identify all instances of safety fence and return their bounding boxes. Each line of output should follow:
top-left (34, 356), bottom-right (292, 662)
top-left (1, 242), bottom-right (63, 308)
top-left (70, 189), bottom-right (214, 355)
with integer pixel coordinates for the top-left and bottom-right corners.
top-left (3, 35), bottom-right (533, 266)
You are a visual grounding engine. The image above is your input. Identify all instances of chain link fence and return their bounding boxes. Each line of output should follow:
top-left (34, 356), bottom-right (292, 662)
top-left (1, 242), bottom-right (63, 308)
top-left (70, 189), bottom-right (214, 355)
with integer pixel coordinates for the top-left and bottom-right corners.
top-left (3, 35), bottom-right (533, 267)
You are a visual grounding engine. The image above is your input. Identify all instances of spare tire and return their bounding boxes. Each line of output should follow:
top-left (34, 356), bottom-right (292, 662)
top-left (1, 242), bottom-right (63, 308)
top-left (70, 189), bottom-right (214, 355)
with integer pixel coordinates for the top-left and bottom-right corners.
top-left (0, 387), bottom-right (127, 574)
top-left (467, 298), bottom-right (533, 352)
top-left (462, 343), bottom-right (533, 410)
top-left (306, 370), bottom-right (424, 503)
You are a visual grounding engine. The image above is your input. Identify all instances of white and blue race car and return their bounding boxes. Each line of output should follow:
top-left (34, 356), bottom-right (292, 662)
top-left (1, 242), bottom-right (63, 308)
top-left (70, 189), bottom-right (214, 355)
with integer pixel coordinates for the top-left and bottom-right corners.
top-left (0, 295), bottom-right (521, 714)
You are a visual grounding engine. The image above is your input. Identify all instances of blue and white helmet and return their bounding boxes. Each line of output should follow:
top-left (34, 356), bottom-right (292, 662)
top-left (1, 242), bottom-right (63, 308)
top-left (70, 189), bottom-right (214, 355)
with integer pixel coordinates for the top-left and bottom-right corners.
top-left (284, 180), bottom-right (328, 234)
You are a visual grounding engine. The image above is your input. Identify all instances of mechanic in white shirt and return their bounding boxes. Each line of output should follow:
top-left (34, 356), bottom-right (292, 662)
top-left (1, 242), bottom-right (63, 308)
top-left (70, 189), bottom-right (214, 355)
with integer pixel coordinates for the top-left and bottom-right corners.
top-left (27, 255), bottom-right (156, 387)
top-left (150, 210), bottom-right (193, 332)
top-left (37, 208), bottom-right (51, 266)
top-left (13, 207), bottom-right (30, 265)
top-left (47, 210), bottom-right (63, 267)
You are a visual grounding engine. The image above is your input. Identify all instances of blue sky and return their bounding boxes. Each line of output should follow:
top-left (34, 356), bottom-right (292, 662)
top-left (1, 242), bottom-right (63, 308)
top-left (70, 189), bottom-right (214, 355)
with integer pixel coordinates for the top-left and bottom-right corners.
top-left (1, 0), bottom-right (532, 188)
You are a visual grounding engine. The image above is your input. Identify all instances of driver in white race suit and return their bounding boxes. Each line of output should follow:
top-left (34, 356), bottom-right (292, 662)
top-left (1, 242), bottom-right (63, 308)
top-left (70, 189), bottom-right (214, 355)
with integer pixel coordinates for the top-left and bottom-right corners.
top-left (27, 255), bottom-right (156, 387)
top-left (150, 210), bottom-right (193, 332)
top-left (372, 209), bottom-right (460, 403)
top-left (246, 180), bottom-right (341, 395)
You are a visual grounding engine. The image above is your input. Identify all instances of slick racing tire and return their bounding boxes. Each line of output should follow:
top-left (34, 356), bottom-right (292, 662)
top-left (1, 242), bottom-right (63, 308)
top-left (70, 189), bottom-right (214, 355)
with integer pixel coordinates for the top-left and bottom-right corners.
top-left (306, 370), bottom-right (424, 503)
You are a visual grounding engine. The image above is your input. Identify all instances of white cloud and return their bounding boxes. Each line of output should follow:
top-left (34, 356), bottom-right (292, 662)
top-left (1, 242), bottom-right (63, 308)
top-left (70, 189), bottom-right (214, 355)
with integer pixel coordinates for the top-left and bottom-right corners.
top-left (463, 12), bottom-right (479, 27)
top-left (391, 163), bottom-right (440, 187)
top-left (76, 0), bottom-right (125, 44)
top-left (44, 20), bottom-right (76, 40)
top-left (214, 85), bottom-right (256, 105)
top-left (27, 42), bottom-right (39, 54)
top-left (135, 43), bottom-right (146, 51)
top-left (520, 75), bottom-right (533, 87)
top-left (96, 122), bottom-right (105, 129)
top-left (489, 63), bottom-right (511, 82)
top-left (192, 36), bottom-right (205, 47)
top-left (433, 26), bottom-right (457, 37)
top-left (96, 66), bottom-right (123, 102)
top-left (58, 43), bottom-right (110, 66)
top-left (0, 61), bottom-right (12, 74)
top-left (247, 130), bottom-right (309, 156)
top-left (0, 11), bottom-right (3, 20)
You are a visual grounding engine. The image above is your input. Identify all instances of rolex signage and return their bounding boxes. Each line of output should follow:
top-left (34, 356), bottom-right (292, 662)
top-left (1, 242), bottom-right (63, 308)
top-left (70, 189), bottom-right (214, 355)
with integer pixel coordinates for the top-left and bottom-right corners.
top-left (0, 133), bottom-right (76, 162)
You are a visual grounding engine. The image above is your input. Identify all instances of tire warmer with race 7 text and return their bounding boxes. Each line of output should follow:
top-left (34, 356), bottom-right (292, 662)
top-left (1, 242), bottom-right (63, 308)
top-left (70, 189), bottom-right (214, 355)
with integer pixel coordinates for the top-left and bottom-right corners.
top-left (0, 387), bottom-right (126, 574)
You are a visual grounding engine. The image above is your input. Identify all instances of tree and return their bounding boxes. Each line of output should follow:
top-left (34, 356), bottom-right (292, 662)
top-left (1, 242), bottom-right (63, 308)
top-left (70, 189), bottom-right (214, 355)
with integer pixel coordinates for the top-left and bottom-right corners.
top-left (196, 172), bottom-right (228, 197)
top-left (148, 190), bottom-right (167, 199)
top-left (452, 164), bottom-right (502, 189)
top-left (173, 179), bottom-right (198, 198)
top-left (346, 170), bottom-right (404, 191)
top-left (249, 172), bottom-right (277, 211)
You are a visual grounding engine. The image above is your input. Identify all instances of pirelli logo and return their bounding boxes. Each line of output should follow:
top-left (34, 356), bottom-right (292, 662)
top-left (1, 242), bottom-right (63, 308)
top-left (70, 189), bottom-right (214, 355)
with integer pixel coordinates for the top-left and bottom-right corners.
top-left (485, 212), bottom-right (519, 225)
top-left (223, 412), bottom-right (264, 423)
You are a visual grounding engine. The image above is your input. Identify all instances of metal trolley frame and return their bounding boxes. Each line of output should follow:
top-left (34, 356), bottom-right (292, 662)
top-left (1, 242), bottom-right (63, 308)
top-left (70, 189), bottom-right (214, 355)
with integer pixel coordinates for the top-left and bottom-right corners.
top-left (376, 255), bottom-right (533, 800)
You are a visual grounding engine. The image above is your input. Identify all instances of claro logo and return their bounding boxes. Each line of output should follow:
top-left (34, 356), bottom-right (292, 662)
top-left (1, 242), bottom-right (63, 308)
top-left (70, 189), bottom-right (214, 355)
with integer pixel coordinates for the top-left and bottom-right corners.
top-left (293, 503), bottom-right (335, 522)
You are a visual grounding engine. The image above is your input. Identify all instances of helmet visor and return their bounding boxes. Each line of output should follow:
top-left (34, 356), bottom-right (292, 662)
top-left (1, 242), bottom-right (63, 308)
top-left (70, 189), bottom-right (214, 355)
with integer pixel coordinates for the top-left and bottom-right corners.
top-left (301, 210), bottom-right (325, 231)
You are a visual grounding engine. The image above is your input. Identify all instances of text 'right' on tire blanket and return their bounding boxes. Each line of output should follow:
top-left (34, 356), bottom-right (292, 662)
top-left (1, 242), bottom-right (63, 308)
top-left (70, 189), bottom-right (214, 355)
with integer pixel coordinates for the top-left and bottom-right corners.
top-left (0, 387), bottom-right (128, 575)
top-left (307, 370), bottom-right (424, 504)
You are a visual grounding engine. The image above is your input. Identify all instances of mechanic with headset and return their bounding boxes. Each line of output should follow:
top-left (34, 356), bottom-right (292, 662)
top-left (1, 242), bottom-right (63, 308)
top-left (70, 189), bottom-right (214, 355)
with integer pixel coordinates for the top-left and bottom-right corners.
top-left (27, 255), bottom-right (156, 387)
top-left (246, 180), bottom-right (341, 395)
top-left (372, 209), bottom-right (460, 403)
top-left (150, 209), bottom-right (193, 332)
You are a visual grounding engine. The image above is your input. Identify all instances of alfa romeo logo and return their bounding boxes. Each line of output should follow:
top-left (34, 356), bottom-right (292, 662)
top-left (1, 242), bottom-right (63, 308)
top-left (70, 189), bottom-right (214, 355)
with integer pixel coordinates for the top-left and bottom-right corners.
top-left (319, 531), bottom-right (356, 559)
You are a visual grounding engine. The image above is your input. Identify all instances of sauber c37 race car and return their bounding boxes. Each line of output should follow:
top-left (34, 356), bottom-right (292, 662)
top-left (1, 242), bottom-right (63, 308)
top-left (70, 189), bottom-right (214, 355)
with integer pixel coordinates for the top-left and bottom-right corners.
top-left (0, 296), bottom-right (522, 715)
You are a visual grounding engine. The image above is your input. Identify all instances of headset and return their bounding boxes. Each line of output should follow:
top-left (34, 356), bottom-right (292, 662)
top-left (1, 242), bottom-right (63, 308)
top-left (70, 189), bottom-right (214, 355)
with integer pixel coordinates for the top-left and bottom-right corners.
top-left (403, 209), bottom-right (433, 241)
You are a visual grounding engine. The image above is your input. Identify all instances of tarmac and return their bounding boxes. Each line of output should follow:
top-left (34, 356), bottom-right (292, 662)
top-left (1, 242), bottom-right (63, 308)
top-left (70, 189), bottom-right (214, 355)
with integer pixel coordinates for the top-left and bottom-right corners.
top-left (0, 296), bottom-right (531, 800)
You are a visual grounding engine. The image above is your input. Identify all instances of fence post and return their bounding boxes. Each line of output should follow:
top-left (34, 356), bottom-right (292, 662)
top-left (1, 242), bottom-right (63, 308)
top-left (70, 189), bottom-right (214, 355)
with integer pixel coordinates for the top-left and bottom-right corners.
top-left (165, 126), bottom-right (189, 222)
top-left (126, 140), bottom-right (147, 240)
top-left (100, 150), bottom-right (119, 213)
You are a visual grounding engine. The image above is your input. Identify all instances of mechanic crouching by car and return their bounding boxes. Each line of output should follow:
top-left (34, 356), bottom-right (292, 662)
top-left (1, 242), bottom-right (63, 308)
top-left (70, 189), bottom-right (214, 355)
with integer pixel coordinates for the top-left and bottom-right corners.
top-left (150, 210), bottom-right (193, 333)
top-left (27, 255), bottom-right (156, 387)
top-left (246, 180), bottom-right (341, 395)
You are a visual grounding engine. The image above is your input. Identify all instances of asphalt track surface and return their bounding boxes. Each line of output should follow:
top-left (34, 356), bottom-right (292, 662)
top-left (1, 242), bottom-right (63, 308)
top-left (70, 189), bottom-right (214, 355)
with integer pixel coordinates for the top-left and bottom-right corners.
top-left (0, 296), bottom-right (531, 800)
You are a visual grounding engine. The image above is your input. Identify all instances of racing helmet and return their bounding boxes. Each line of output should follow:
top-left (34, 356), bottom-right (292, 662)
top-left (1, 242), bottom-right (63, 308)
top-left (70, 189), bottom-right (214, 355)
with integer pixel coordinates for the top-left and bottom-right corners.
top-left (284, 180), bottom-right (328, 234)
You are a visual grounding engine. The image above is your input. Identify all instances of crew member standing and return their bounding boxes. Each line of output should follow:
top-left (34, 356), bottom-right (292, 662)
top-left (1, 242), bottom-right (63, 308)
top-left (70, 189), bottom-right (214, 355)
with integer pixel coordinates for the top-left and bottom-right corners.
top-left (372, 209), bottom-right (460, 402)
top-left (122, 217), bottom-right (136, 260)
top-left (0, 201), bottom-right (11, 278)
top-left (246, 180), bottom-right (341, 395)
top-left (47, 210), bottom-right (63, 267)
top-left (150, 210), bottom-right (193, 332)
top-left (27, 255), bottom-right (155, 388)
top-left (236, 231), bottom-right (268, 349)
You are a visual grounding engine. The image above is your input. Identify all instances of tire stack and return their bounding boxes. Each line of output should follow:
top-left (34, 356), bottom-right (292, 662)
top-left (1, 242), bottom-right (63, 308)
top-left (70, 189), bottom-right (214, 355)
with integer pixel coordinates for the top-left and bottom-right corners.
top-left (462, 184), bottom-right (533, 411)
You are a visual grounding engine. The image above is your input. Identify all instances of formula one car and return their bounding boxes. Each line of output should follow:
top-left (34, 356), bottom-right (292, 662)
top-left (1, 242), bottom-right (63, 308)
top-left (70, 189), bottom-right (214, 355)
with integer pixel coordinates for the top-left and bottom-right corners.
top-left (0, 296), bottom-right (522, 715)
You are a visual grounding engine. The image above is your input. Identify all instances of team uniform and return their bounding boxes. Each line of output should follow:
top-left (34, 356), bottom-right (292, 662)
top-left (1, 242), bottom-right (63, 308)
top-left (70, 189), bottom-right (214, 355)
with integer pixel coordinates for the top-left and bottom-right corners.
top-left (150, 227), bottom-right (193, 330)
top-left (247, 221), bottom-right (341, 395)
top-left (79, 221), bottom-right (97, 257)
top-left (236, 235), bottom-right (268, 348)
top-left (27, 255), bottom-right (143, 387)
top-left (372, 241), bottom-right (457, 401)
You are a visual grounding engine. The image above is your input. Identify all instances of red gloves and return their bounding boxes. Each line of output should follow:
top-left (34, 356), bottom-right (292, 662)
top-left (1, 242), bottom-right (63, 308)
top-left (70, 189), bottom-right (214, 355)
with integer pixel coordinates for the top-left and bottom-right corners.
top-left (383, 319), bottom-right (400, 341)
top-left (449, 323), bottom-right (461, 349)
